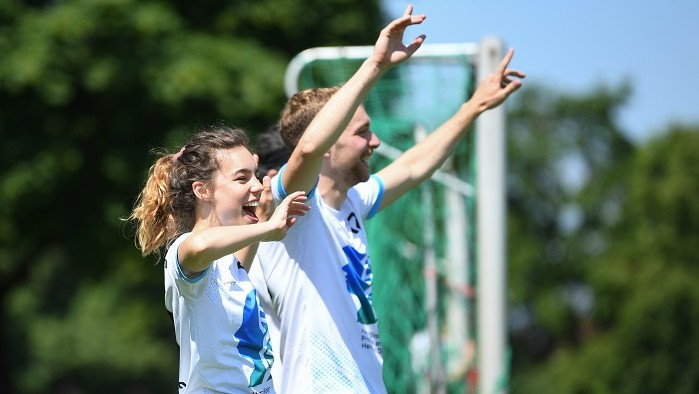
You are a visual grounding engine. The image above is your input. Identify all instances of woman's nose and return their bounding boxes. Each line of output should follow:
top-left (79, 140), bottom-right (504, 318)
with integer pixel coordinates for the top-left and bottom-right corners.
top-left (250, 177), bottom-right (263, 193)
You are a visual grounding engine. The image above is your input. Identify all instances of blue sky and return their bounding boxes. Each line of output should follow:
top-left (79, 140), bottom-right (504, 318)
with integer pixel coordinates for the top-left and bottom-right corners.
top-left (383, 0), bottom-right (699, 143)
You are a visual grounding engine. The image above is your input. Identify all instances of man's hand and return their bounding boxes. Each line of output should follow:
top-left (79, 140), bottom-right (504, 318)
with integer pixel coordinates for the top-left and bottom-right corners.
top-left (470, 48), bottom-right (526, 113)
top-left (369, 4), bottom-right (427, 69)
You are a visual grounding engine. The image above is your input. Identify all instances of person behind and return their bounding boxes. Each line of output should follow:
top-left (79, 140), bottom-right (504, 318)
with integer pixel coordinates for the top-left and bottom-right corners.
top-left (128, 124), bottom-right (308, 393)
top-left (251, 4), bottom-right (526, 393)
top-left (256, 124), bottom-right (292, 180)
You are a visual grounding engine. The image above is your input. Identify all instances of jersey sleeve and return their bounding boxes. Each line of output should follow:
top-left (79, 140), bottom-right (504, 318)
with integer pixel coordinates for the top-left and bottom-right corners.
top-left (272, 163), bottom-right (319, 201)
top-left (269, 164), bottom-right (321, 228)
top-left (349, 174), bottom-right (385, 220)
top-left (164, 233), bottom-right (210, 300)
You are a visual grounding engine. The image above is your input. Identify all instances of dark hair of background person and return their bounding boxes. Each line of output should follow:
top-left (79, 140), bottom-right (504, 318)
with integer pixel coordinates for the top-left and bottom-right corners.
top-left (256, 124), bottom-right (292, 175)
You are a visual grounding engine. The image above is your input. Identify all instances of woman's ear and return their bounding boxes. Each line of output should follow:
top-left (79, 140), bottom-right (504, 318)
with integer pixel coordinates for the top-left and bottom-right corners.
top-left (192, 181), bottom-right (212, 201)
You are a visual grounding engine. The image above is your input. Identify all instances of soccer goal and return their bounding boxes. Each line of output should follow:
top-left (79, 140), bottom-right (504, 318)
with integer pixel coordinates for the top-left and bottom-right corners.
top-left (284, 39), bottom-right (508, 394)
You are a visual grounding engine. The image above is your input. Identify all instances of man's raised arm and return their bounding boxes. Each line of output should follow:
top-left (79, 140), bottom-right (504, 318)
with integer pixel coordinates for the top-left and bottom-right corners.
top-left (282, 4), bottom-right (427, 194)
top-left (377, 48), bottom-right (526, 209)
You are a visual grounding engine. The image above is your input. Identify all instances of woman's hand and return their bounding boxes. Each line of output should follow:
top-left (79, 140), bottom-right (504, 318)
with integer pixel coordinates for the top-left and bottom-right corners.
top-left (263, 191), bottom-right (309, 241)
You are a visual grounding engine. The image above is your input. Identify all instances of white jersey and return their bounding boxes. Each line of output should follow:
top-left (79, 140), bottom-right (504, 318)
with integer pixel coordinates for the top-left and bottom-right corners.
top-left (165, 233), bottom-right (276, 394)
top-left (250, 166), bottom-right (386, 394)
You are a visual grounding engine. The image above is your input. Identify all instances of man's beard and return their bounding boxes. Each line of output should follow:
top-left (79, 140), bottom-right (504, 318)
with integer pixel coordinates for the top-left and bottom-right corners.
top-left (343, 160), bottom-right (370, 186)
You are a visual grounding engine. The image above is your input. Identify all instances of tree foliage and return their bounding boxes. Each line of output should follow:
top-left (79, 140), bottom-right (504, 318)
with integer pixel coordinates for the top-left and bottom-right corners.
top-left (506, 82), bottom-right (634, 360)
top-left (507, 81), bottom-right (699, 393)
top-left (4, 1), bottom-right (698, 392)
top-left (0, 0), bottom-right (382, 392)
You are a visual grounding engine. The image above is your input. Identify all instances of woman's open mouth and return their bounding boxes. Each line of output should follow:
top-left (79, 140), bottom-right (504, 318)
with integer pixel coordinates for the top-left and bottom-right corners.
top-left (243, 201), bottom-right (259, 221)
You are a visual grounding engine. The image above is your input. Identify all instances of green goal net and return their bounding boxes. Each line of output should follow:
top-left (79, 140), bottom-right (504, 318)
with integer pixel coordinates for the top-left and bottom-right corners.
top-left (285, 43), bottom-right (485, 393)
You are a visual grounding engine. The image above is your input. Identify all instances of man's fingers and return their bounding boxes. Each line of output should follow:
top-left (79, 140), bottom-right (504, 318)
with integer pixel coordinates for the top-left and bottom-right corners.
top-left (496, 63), bottom-right (525, 90)
top-left (505, 68), bottom-right (526, 79)
top-left (405, 34), bottom-right (427, 56)
top-left (386, 5), bottom-right (426, 31)
top-left (503, 79), bottom-right (523, 95)
top-left (496, 48), bottom-right (515, 74)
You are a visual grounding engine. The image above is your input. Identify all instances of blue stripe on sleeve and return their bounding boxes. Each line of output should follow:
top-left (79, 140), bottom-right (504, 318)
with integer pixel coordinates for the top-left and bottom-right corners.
top-left (307, 180), bottom-right (318, 199)
top-left (276, 164), bottom-right (288, 198)
top-left (175, 248), bottom-right (208, 283)
top-left (275, 163), bottom-right (318, 199)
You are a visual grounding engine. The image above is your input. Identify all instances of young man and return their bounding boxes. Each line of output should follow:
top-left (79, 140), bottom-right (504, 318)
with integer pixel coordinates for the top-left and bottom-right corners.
top-left (249, 5), bottom-right (525, 393)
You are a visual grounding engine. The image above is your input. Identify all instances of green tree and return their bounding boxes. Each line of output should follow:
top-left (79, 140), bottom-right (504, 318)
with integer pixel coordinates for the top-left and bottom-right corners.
top-left (506, 83), bottom-right (634, 366)
top-left (512, 126), bottom-right (699, 394)
top-left (505, 80), bottom-right (699, 392)
top-left (0, 0), bottom-right (382, 392)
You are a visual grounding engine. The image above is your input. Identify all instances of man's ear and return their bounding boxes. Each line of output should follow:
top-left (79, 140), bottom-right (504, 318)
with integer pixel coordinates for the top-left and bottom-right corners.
top-left (192, 181), bottom-right (213, 201)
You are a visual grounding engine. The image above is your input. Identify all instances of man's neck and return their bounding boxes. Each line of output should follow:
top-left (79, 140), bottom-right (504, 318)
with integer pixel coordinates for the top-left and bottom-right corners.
top-left (317, 175), bottom-right (349, 210)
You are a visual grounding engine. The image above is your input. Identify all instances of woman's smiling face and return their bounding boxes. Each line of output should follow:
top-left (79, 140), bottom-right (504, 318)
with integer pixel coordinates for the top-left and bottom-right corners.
top-left (209, 146), bottom-right (263, 227)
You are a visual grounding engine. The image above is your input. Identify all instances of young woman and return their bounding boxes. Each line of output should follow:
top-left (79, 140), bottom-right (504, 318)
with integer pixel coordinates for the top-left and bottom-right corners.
top-left (128, 124), bottom-right (307, 393)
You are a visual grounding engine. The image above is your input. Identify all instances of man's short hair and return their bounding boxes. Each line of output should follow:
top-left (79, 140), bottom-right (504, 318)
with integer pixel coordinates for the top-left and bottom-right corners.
top-left (278, 86), bottom-right (341, 149)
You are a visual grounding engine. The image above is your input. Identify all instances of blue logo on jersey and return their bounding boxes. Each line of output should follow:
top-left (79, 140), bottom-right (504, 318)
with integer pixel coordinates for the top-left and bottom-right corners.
top-left (341, 245), bottom-right (378, 324)
top-left (234, 289), bottom-right (274, 387)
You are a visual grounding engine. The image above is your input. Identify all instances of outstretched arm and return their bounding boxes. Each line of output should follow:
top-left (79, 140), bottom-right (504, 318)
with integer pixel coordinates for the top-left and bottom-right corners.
top-left (178, 191), bottom-right (308, 274)
top-left (282, 4), bottom-right (427, 194)
top-left (377, 48), bottom-right (525, 209)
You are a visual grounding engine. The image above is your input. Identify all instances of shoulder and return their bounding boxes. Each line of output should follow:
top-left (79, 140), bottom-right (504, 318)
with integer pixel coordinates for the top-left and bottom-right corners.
top-left (347, 175), bottom-right (384, 219)
top-left (350, 175), bottom-right (383, 197)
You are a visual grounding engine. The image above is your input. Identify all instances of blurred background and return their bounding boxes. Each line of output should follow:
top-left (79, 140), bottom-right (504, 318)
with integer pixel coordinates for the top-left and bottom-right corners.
top-left (1, 0), bottom-right (697, 393)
